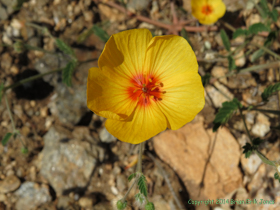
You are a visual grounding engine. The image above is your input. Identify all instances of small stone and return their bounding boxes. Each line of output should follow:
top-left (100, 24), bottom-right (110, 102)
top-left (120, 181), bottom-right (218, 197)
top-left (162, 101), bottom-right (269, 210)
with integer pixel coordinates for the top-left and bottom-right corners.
top-left (0, 194), bottom-right (6, 202)
top-left (251, 113), bottom-right (270, 137)
top-left (205, 81), bottom-right (234, 108)
top-left (241, 153), bottom-right (262, 175)
top-left (79, 196), bottom-right (96, 208)
top-left (0, 175), bottom-right (21, 193)
top-left (111, 186), bottom-right (118, 195)
top-left (99, 127), bottom-right (117, 143)
top-left (15, 182), bottom-right (51, 210)
top-left (38, 126), bottom-right (98, 196)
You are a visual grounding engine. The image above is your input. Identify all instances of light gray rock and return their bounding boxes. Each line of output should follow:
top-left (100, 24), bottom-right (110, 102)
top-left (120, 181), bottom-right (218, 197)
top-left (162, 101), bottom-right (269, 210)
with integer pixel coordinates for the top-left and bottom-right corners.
top-left (38, 126), bottom-right (101, 196)
top-left (99, 127), bottom-right (116, 143)
top-left (15, 182), bottom-right (51, 210)
top-left (48, 83), bottom-right (88, 125)
top-left (0, 175), bottom-right (21, 193)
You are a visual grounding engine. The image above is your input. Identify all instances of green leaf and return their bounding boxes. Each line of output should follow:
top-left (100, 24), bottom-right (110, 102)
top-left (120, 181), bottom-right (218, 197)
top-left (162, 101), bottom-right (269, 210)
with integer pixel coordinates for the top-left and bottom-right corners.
top-left (0, 83), bottom-right (4, 103)
top-left (13, 0), bottom-right (29, 10)
top-left (269, 9), bottom-right (278, 22)
top-left (137, 174), bottom-right (148, 197)
top-left (220, 29), bottom-right (231, 52)
top-left (92, 25), bottom-right (110, 42)
top-left (264, 31), bottom-right (277, 46)
top-left (21, 147), bottom-right (28, 154)
top-left (213, 98), bottom-right (242, 132)
top-left (233, 28), bottom-right (248, 39)
top-left (2, 133), bottom-right (12, 146)
top-left (251, 49), bottom-right (265, 62)
top-left (62, 61), bottom-right (77, 87)
top-left (116, 200), bottom-right (127, 210)
top-left (274, 172), bottom-right (280, 183)
top-left (77, 28), bottom-right (94, 44)
top-left (135, 193), bottom-right (146, 205)
top-left (128, 173), bottom-right (136, 182)
top-left (248, 23), bottom-right (270, 35)
top-left (259, 0), bottom-right (270, 16)
top-left (55, 38), bottom-right (75, 56)
top-left (242, 143), bottom-right (253, 158)
top-left (227, 56), bottom-right (236, 71)
top-left (261, 82), bottom-right (280, 101)
top-left (145, 202), bottom-right (155, 210)
top-left (201, 73), bottom-right (211, 87)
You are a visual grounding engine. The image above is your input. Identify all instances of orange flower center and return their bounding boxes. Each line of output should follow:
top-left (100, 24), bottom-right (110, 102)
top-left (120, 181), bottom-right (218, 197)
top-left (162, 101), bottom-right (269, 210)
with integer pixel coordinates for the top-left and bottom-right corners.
top-left (127, 74), bottom-right (165, 107)
top-left (201, 4), bottom-right (213, 15)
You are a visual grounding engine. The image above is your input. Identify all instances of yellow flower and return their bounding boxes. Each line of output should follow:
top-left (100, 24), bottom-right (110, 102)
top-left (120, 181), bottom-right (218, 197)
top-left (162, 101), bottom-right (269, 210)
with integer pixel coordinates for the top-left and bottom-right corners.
top-left (191, 0), bottom-right (226, 25)
top-left (87, 29), bottom-right (205, 144)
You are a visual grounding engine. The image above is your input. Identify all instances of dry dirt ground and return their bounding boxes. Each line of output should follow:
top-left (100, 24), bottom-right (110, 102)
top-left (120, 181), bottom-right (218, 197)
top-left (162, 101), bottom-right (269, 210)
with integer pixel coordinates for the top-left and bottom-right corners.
top-left (1, 0), bottom-right (280, 210)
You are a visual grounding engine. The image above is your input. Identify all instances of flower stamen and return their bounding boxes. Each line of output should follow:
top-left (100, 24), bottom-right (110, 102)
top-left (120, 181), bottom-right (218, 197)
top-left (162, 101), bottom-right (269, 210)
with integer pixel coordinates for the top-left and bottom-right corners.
top-left (128, 74), bottom-right (165, 106)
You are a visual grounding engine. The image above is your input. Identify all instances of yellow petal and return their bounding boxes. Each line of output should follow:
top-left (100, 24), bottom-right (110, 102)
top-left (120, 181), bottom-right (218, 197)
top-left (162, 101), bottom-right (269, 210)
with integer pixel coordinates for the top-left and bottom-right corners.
top-left (98, 28), bottom-right (153, 82)
top-left (87, 67), bottom-right (137, 120)
top-left (144, 35), bottom-right (205, 129)
top-left (105, 100), bottom-right (167, 144)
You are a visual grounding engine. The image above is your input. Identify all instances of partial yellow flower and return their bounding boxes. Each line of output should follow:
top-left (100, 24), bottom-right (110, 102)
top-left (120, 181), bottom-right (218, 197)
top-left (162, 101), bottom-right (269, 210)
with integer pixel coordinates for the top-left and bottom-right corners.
top-left (87, 29), bottom-right (205, 144)
top-left (191, 0), bottom-right (226, 25)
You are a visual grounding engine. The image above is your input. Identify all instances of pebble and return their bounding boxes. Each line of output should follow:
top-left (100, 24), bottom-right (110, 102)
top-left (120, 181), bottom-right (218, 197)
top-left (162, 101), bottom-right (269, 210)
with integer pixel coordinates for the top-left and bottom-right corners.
top-left (79, 196), bottom-right (96, 208)
top-left (15, 182), bottom-right (51, 210)
top-left (0, 175), bottom-right (21, 194)
top-left (99, 127), bottom-right (117, 143)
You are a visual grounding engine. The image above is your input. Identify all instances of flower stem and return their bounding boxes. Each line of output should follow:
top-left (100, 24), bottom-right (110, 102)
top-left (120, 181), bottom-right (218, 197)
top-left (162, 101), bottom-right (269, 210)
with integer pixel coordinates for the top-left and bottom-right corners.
top-left (137, 142), bottom-right (145, 173)
top-left (121, 141), bottom-right (145, 203)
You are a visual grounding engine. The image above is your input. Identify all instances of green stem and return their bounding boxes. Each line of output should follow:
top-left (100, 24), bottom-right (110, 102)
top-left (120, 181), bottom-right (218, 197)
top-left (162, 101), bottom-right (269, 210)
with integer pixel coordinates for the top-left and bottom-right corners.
top-left (137, 142), bottom-right (145, 173)
top-left (251, 43), bottom-right (280, 60)
top-left (220, 61), bottom-right (280, 79)
top-left (3, 58), bottom-right (98, 92)
top-left (5, 94), bottom-right (16, 132)
top-left (250, 108), bottom-right (280, 115)
top-left (255, 150), bottom-right (276, 166)
top-left (121, 142), bottom-right (145, 203)
top-left (3, 68), bottom-right (63, 92)
top-left (121, 177), bottom-right (138, 203)
top-left (240, 108), bottom-right (253, 143)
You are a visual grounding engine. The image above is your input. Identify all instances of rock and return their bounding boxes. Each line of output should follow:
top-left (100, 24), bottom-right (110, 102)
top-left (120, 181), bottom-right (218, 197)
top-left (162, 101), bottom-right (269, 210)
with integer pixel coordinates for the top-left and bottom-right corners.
top-left (247, 164), bottom-right (266, 194)
top-left (241, 153), bottom-right (262, 175)
top-left (211, 66), bottom-right (227, 85)
top-left (251, 113), bottom-right (270, 137)
top-left (127, 0), bottom-right (151, 11)
top-left (48, 83), bottom-right (88, 125)
top-left (153, 117), bottom-right (242, 201)
top-left (99, 127), bottom-right (117, 143)
top-left (34, 53), bottom-right (68, 84)
top-left (57, 196), bottom-right (79, 210)
top-left (79, 196), bottom-right (97, 208)
top-left (15, 182), bottom-right (51, 210)
top-left (205, 81), bottom-right (234, 108)
top-left (0, 175), bottom-right (21, 193)
top-left (38, 126), bottom-right (99, 196)
top-left (0, 6), bottom-right (8, 20)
